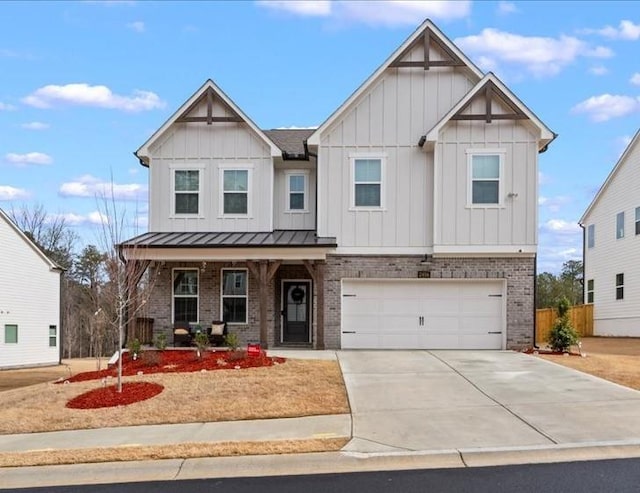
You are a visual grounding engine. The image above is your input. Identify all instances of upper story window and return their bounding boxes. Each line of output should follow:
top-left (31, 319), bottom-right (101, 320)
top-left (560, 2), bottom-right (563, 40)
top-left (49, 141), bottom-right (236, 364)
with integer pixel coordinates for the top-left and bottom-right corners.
top-left (352, 157), bottom-right (384, 209)
top-left (635, 207), bottom-right (640, 235)
top-left (222, 168), bottom-right (249, 215)
top-left (174, 170), bottom-right (200, 215)
top-left (221, 269), bottom-right (248, 324)
top-left (467, 150), bottom-right (504, 207)
top-left (173, 269), bottom-right (198, 323)
top-left (616, 212), bottom-right (625, 239)
top-left (286, 172), bottom-right (308, 212)
top-left (587, 224), bottom-right (595, 249)
top-left (586, 279), bottom-right (594, 304)
top-left (616, 273), bottom-right (624, 300)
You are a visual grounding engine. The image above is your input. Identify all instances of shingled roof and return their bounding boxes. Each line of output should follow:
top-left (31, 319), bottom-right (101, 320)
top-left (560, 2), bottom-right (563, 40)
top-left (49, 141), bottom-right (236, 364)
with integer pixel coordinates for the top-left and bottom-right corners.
top-left (263, 128), bottom-right (315, 158)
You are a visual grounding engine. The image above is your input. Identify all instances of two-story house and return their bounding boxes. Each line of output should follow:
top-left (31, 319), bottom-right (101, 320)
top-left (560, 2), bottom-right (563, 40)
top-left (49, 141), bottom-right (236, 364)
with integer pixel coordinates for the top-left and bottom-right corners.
top-left (579, 129), bottom-right (640, 337)
top-left (0, 208), bottom-right (62, 368)
top-left (121, 19), bottom-right (555, 351)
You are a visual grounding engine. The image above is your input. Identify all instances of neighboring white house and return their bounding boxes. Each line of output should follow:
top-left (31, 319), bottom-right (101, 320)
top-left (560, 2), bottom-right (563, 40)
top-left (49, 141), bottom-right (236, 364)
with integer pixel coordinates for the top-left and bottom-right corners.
top-left (121, 19), bottom-right (555, 351)
top-left (580, 129), bottom-right (640, 337)
top-left (0, 208), bottom-right (63, 369)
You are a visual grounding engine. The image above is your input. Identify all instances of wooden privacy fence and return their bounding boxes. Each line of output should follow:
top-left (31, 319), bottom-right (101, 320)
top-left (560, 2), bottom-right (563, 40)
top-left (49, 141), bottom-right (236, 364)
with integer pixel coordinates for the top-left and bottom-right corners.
top-left (536, 304), bottom-right (594, 344)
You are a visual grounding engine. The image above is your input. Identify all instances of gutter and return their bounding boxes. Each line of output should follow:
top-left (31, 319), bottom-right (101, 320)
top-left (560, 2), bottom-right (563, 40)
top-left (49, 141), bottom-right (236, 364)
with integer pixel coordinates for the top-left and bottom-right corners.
top-left (579, 223), bottom-right (586, 304)
top-left (533, 253), bottom-right (539, 349)
top-left (539, 132), bottom-right (559, 154)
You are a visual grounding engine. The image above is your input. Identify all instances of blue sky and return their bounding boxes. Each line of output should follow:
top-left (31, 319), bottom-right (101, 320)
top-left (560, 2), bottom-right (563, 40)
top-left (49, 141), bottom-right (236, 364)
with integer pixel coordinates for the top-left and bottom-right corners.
top-left (1, 1), bottom-right (639, 273)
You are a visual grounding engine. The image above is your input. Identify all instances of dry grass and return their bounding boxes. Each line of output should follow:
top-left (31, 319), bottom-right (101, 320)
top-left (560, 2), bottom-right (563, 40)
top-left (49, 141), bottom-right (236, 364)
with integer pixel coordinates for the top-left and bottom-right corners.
top-left (0, 359), bottom-right (105, 392)
top-left (537, 337), bottom-right (640, 391)
top-left (0, 438), bottom-right (349, 468)
top-left (0, 359), bottom-right (350, 435)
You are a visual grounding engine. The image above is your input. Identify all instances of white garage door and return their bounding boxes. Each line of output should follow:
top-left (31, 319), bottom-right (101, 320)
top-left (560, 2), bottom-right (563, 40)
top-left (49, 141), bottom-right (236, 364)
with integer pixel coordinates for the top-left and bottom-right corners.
top-left (341, 280), bottom-right (504, 350)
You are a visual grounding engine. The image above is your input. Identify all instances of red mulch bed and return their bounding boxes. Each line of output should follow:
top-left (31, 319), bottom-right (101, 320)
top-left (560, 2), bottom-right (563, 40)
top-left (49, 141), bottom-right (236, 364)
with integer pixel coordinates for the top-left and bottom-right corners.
top-left (66, 382), bottom-right (164, 409)
top-left (59, 349), bottom-right (286, 384)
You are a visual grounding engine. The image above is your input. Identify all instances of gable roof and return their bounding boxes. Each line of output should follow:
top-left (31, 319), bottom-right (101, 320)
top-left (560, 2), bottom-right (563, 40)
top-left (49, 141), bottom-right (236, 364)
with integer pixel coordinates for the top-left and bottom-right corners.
top-left (306, 19), bottom-right (483, 146)
top-left (580, 128), bottom-right (640, 224)
top-left (0, 208), bottom-right (63, 273)
top-left (423, 73), bottom-right (556, 151)
top-left (136, 79), bottom-right (281, 165)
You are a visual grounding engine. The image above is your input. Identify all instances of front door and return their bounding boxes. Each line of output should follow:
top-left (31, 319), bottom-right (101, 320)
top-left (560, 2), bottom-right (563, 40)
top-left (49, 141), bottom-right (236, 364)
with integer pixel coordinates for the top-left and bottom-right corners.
top-left (282, 281), bottom-right (311, 343)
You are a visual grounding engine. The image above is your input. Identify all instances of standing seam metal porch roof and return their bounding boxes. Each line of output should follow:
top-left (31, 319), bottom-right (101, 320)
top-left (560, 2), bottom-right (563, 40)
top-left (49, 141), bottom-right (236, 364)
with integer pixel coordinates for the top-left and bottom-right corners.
top-left (120, 230), bottom-right (337, 249)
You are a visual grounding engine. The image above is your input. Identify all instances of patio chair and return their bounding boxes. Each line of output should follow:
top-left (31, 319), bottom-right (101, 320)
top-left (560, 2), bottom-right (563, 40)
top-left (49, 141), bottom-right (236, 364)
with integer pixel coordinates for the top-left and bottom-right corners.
top-left (173, 321), bottom-right (192, 347)
top-left (208, 320), bottom-right (228, 347)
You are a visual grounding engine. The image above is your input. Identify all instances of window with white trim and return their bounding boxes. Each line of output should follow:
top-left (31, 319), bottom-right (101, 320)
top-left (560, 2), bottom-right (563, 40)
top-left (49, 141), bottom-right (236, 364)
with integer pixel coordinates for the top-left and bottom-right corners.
top-left (587, 224), bottom-right (595, 249)
top-left (174, 169), bottom-right (200, 215)
top-left (223, 169), bottom-right (249, 215)
top-left (286, 172), bottom-right (308, 212)
top-left (468, 151), bottom-right (504, 206)
top-left (587, 279), bottom-right (594, 304)
top-left (353, 158), bottom-right (383, 208)
top-left (616, 212), bottom-right (625, 239)
top-left (616, 273), bottom-right (624, 300)
top-left (221, 269), bottom-right (248, 324)
top-left (173, 269), bottom-right (198, 323)
top-left (4, 324), bottom-right (17, 344)
top-left (635, 207), bottom-right (640, 235)
top-left (49, 325), bottom-right (57, 347)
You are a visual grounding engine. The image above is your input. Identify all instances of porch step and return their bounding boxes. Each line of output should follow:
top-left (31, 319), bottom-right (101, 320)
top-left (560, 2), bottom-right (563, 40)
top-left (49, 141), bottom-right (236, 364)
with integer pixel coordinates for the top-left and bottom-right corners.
top-left (274, 342), bottom-right (314, 349)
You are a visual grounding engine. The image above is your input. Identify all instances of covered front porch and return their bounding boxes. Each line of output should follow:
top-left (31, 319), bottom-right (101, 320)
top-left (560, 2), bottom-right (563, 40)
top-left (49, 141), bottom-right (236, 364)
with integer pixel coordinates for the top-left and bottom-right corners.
top-left (120, 231), bottom-right (336, 349)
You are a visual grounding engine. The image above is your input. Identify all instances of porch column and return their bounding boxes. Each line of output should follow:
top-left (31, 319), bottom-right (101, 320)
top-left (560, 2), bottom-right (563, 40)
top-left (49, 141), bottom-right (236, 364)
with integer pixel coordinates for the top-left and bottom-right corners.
top-left (247, 260), bottom-right (281, 348)
top-left (303, 260), bottom-right (326, 350)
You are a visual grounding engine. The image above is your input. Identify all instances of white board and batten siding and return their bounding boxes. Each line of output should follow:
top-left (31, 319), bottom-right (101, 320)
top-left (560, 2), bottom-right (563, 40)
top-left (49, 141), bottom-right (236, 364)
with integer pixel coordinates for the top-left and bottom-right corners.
top-left (434, 114), bottom-right (540, 251)
top-left (582, 135), bottom-right (640, 336)
top-left (0, 211), bottom-right (61, 369)
top-left (148, 97), bottom-right (274, 233)
top-left (316, 41), bottom-right (478, 251)
top-left (341, 279), bottom-right (506, 350)
top-left (273, 161), bottom-right (317, 230)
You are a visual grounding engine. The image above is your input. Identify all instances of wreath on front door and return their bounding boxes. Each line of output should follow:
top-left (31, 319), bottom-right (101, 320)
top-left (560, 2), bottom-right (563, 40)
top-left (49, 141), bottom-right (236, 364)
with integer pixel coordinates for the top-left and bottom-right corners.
top-left (291, 286), bottom-right (305, 303)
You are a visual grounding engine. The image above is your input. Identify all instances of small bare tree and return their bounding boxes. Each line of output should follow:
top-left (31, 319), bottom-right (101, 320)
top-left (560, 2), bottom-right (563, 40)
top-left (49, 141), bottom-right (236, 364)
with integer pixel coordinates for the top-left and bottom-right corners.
top-left (96, 191), bottom-right (156, 392)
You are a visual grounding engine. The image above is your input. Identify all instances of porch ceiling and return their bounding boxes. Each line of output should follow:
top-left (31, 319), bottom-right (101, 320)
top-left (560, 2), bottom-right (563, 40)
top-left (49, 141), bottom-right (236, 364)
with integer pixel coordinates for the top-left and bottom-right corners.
top-left (119, 230), bottom-right (337, 261)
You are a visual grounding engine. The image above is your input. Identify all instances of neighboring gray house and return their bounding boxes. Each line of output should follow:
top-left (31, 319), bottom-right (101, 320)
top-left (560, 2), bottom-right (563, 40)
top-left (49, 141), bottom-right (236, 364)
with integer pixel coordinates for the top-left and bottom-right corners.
top-left (580, 129), bottom-right (640, 337)
top-left (121, 19), bottom-right (555, 350)
top-left (0, 208), bottom-right (62, 369)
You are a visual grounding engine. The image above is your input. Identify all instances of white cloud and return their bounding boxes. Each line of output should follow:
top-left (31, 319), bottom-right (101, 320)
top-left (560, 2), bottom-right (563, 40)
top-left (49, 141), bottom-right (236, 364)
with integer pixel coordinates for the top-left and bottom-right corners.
top-left (59, 174), bottom-right (147, 201)
top-left (127, 21), bottom-right (145, 32)
top-left (497, 1), bottom-right (517, 15)
top-left (257, 0), bottom-right (331, 16)
top-left (538, 195), bottom-right (572, 213)
top-left (572, 94), bottom-right (640, 122)
top-left (257, 1), bottom-right (471, 25)
top-left (455, 29), bottom-right (613, 77)
top-left (0, 102), bottom-right (17, 111)
top-left (4, 152), bottom-right (53, 166)
top-left (22, 83), bottom-right (165, 112)
top-left (51, 211), bottom-right (108, 226)
top-left (541, 219), bottom-right (581, 235)
top-left (0, 185), bottom-right (29, 201)
top-left (630, 73), bottom-right (640, 86)
top-left (588, 65), bottom-right (608, 76)
top-left (590, 20), bottom-right (640, 40)
top-left (538, 171), bottom-right (550, 186)
top-left (21, 121), bottom-right (50, 130)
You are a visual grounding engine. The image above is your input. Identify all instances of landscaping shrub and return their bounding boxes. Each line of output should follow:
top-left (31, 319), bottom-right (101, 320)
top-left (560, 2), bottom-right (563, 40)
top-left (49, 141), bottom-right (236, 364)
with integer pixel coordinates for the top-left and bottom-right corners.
top-left (224, 333), bottom-right (240, 351)
top-left (127, 338), bottom-right (143, 359)
top-left (193, 332), bottom-right (209, 359)
top-left (154, 333), bottom-right (167, 351)
top-left (547, 296), bottom-right (579, 352)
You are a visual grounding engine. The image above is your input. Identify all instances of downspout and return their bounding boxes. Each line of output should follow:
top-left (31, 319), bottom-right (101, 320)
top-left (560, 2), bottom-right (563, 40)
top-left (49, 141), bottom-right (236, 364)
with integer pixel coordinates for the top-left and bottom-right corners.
top-left (533, 254), bottom-right (539, 349)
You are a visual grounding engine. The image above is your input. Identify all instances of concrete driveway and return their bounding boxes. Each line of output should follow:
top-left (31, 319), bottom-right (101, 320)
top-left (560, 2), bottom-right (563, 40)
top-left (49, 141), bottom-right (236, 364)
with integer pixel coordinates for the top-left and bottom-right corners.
top-left (338, 350), bottom-right (640, 453)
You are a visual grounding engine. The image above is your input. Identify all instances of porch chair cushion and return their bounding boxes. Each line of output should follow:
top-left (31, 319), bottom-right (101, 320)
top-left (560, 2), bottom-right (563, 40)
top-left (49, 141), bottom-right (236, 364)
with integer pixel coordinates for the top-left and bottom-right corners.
top-left (210, 323), bottom-right (225, 336)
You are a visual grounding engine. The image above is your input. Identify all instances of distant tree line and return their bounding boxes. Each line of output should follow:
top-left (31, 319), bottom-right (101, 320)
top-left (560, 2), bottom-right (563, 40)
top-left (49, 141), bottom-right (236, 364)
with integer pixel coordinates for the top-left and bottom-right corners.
top-left (536, 260), bottom-right (583, 309)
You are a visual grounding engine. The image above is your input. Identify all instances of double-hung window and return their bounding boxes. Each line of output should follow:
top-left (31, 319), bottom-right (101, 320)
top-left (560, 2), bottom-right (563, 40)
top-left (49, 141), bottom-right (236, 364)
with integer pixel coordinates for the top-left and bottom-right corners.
top-left (635, 207), bottom-right (640, 235)
top-left (468, 150), bottom-right (504, 206)
top-left (221, 269), bottom-right (248, 324)
top-left (587, 224), bottom-right (595, 249)
top-left (616, 273), bottom-right (624, 300)
top-left (286, 172), bottom-right (308, 212)
top-left (352, 157), bottom-right (383, 208)
top-left (4, 324), bottom-right (17, 344)
top-left (173, 269), bottom-right (198, 323)
top-left (49, 325), bottom-right (57, 347)
top-left (174, 170), bottom-right (200, 215)
top-left (586, 279), bottom-right (594, 304)
top-left (616, 212), bottom-right (625, 239)
top-left (223, 169), bottom-right (249, 215)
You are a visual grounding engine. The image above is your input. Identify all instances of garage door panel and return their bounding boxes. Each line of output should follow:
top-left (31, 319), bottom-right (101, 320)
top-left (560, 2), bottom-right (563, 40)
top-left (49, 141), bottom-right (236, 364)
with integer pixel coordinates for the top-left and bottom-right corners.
top-left (342, 280), bottom-right (504, 350)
